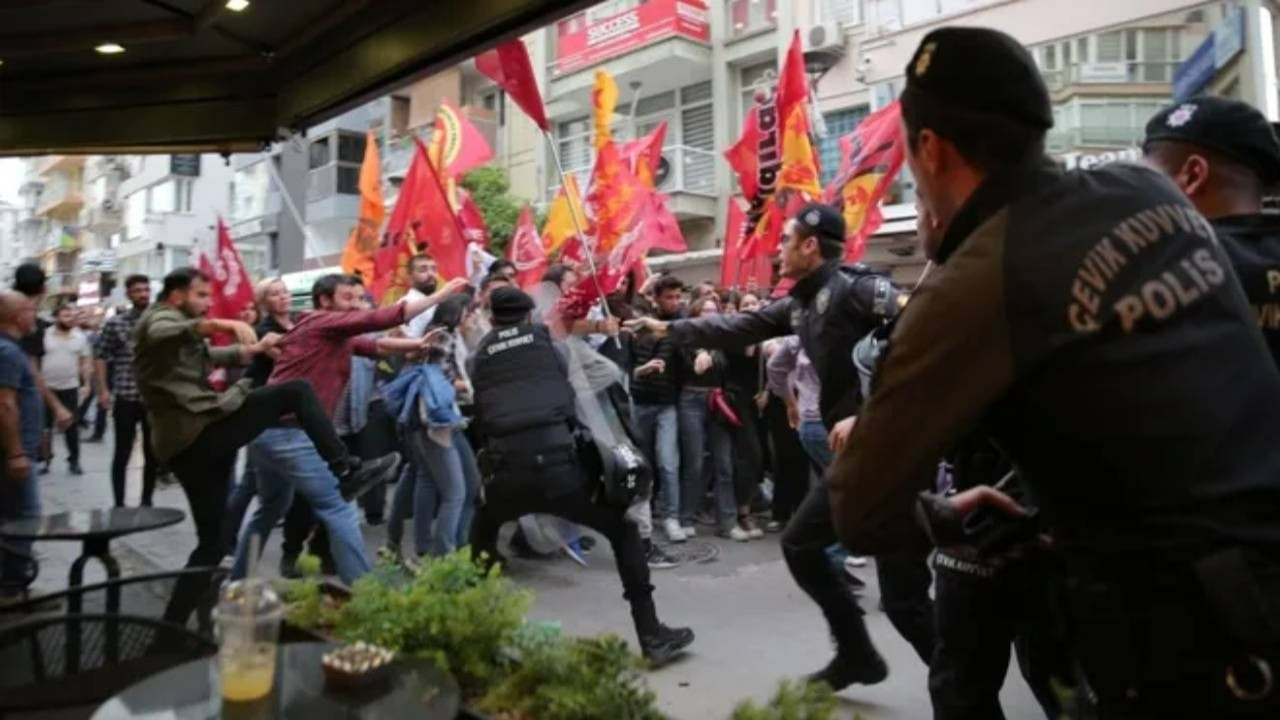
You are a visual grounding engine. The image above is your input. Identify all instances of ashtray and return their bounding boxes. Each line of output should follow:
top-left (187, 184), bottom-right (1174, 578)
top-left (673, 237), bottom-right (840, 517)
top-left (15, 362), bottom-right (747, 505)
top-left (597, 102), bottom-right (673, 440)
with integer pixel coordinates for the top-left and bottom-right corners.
top-left (321, 642), bottom-right (396, 690)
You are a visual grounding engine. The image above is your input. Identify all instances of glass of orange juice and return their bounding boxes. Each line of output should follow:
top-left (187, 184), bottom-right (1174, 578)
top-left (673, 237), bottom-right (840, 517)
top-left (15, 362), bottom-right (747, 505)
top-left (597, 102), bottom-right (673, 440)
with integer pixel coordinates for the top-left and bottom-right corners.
top-left (214, 579), bottom-right (283, 703)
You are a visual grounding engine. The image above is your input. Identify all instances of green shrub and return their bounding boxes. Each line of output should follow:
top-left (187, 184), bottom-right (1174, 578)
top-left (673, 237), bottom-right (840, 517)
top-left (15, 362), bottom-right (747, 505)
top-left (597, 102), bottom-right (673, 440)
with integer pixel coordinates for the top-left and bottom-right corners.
top-left (731, 679), bottom-right (839, 720)
top-left (479, 633), bottom-right (664, 720)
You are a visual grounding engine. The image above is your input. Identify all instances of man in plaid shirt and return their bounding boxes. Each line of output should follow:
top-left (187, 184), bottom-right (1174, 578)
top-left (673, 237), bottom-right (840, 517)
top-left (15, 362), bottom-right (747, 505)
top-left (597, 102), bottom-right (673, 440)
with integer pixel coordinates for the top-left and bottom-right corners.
top-left (95, 274), bottom-right (156, 507)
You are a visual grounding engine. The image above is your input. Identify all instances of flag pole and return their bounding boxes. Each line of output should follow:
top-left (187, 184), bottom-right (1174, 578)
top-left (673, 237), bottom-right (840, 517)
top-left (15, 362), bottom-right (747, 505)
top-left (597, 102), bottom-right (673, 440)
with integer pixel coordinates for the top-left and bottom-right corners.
top-left (542, 129), bottom-right (614, 323)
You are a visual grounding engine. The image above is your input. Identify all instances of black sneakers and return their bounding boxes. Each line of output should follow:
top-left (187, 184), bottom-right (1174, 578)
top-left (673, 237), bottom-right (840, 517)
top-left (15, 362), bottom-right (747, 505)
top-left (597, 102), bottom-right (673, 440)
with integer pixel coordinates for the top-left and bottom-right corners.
top-left (640, 624), bottom-right (695, 667)
top-left (805, 651), bottom-right (889, 691)
top-left (336, 452), bottom-right (401, 501)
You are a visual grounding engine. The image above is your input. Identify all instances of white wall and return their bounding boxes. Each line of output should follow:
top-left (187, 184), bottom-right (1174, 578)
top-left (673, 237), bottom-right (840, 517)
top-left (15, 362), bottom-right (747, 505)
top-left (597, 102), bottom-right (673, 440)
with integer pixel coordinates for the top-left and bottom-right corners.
top-left (117, 154), bottom-right (234, 278)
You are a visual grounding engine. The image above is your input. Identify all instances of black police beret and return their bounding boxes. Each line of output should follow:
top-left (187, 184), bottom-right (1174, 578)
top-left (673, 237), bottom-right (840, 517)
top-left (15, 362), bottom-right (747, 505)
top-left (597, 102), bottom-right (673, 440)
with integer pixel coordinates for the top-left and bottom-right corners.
top-left (904, 27), bottom-right (1052, 131)
top-left (1143, 96), bottom-right (1280, 184)
top-left (489, 286), bottom-right (535, 323)
top-left (794, 202), bottom-right (845, 244)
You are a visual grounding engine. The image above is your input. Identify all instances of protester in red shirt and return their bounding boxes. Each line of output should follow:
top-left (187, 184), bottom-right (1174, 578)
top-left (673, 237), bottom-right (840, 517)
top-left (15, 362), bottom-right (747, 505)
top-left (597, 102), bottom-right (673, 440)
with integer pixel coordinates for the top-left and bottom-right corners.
top-left (229, 272), bottom-right (466, 583)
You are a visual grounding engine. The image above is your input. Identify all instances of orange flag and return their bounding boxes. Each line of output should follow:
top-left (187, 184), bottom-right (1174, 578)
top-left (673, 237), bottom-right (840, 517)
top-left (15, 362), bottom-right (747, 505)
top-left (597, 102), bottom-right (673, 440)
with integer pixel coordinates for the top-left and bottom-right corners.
top-left (542, 174), bottom-right (586, 254)
top-left (341, 131), bottom-right (385, 283)
top-left (588, 141), bottom-right (647, 254)
top-left (592, 70), bottom-right (619, 150)
top-left (430, 98), bottom-right (494, 178)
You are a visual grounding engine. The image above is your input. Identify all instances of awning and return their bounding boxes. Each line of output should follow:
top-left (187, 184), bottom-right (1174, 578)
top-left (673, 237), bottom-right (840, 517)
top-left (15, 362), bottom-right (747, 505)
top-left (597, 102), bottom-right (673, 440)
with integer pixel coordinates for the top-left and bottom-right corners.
top-left (0, 0), bottom-right (593, 156)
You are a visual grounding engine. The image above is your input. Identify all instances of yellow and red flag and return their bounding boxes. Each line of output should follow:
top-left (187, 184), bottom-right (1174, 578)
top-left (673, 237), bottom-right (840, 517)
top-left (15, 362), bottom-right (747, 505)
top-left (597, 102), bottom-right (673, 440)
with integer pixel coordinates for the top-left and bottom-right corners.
top-left (430, 98), bottom-right (494, 178)
top-left (586, 70), bottom-right (647, 255)
top-left (340, 130), bottom-right (385, 283)
top-left (725, 30), bottom-right (813, 258)
top-left (823, 101), bottom-right (905, 262)
top-left (592, 69), bottom-right (619, 150)
top-left (372, 138), bottom-right (470, 303)
top-left (542, 174), bottom-right (586, 254)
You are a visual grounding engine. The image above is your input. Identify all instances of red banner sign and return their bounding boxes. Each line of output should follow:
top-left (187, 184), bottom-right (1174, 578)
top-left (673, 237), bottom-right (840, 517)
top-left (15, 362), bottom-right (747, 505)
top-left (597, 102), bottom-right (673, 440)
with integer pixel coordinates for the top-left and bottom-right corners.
top-left (555, 0), bottom-right (710, 76)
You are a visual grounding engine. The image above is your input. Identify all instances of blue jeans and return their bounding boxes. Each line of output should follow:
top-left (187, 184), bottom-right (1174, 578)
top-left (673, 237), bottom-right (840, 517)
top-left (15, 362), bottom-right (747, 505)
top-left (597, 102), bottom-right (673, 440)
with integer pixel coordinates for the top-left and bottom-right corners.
top-left (222, 458), bottom-right (258, 554)
top-left (632, 403), bottom-right (679, 521)
top-left (0, 464), bottom-right (39, 585)
top-left (677, 388), bottom-right (736, 529)
top-left (388, 429), bottom-right (480, 557)
top-left (232, 427), bottom-right (371, 584)
top-left (798, 419), bottom-right (833, 472)
top-left (796, 419), bottom-right (854, 563)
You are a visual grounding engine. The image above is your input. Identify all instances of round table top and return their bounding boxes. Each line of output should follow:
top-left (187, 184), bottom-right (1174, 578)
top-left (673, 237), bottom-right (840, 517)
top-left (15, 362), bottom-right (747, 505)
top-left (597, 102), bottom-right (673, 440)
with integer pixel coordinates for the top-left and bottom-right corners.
top-left (0, 507), bottom-right (185, 542)
top-left (90, 642), bottom-right (461, 720)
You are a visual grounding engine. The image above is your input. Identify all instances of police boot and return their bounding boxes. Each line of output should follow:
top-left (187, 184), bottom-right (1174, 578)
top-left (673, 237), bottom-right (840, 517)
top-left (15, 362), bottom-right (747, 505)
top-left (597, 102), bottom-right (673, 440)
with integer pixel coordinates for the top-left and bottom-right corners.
top-left (632, 596), bottom-right (694, 667)
top-left (806, 622), bottom-right (888, 691)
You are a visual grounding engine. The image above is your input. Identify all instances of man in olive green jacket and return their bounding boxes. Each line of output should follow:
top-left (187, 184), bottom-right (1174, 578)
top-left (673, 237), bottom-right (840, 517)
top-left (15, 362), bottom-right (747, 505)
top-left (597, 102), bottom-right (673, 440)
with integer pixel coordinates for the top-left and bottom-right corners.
top-left (134, 267), bottom-right (398, 626)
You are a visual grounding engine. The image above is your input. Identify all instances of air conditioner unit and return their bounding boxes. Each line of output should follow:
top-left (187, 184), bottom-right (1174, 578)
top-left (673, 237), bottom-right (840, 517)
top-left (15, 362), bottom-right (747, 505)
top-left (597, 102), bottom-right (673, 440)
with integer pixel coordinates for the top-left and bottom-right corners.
top-left (805, 22), bottom-right (843, 55)
top-left (653, 152), bottom-right (673, 191)
top-left (803, 22), bottom-right (846, 74)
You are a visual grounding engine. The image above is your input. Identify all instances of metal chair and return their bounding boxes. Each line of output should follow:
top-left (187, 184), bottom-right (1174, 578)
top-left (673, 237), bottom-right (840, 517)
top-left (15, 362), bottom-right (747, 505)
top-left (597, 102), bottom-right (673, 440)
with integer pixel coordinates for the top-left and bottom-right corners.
top-left (0, 567), bottom-right (225, 635)
top-left (0, 613), bottom-right (216, 712)
top-left (0, 538), bottom-right (39, 602)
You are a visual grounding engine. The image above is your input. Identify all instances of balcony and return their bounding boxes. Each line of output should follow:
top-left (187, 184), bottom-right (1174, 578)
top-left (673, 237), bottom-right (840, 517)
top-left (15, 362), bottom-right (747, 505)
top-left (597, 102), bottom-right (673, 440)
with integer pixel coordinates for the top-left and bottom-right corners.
top-left (38, 155), bottom-right (86, 177)
top-left (546, 145), bottom-right (717, 217)
top-left (43, 226), bottom-right (82, 255)
top-left (36, 180), bottom-right (84, 217)
top-left (81, 200), bottom-right (124, 233)
top-left (1041, 61), bottom-right (1181, 93)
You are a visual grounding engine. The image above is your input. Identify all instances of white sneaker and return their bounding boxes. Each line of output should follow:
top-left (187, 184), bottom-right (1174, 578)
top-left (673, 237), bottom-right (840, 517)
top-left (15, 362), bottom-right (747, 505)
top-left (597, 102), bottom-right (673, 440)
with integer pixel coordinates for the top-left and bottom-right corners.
top-left (663, 518), bottom-right (687, 543)
top-left (845, 555), bottom-right (868, 569)
top-left (720, 526), bottom-right (750, 542)
top-left (681, 525), bottom-right (697, 539)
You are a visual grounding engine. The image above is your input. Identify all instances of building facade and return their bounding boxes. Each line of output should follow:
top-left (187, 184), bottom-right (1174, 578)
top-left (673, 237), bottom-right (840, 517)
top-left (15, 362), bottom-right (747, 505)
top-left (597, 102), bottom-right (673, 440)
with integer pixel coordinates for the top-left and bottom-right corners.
top-left (479, 0), bottom-right (1278, 284)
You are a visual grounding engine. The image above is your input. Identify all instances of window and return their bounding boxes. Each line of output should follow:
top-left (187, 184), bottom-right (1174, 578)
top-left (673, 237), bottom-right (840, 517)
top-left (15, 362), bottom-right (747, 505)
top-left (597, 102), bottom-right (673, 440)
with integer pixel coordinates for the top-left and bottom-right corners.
top-left (729, 0), bottom-right (778, 38)
top-left (1077, 37), bottom-right (1089, 63)
top-left (819, 107), bottom-right (870, 186)
top-left (818, 0), bottom-right (859, 25)
top-left (146, 181), bottom-right (174, 215)
top-left (336, 132), bottom-right (366, 164)
top-left (1097, 31), bottom-right (1122, 62)
top-left (336, 166), bottom-right (360, 195)
top-left (171, 247), bottom-right (190, 270)
top-left (1043, 44), bottom-right (1057, 70)
top-left (173, 178), bottom-right (193, 213)
top-left (586, 0), bottom-right (640, 23)
top-left (634, 90), bottom-right (676, 117)
top-left (308, 138), bottom-right (331, 169)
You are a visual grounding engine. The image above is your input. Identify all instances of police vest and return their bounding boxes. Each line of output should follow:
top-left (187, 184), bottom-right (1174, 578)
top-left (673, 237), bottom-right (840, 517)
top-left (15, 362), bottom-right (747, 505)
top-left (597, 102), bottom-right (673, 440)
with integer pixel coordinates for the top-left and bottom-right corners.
top-left (1211, 213), bottom-right (1280, 368)
top-left (471, 322), bottom-right (576, 439)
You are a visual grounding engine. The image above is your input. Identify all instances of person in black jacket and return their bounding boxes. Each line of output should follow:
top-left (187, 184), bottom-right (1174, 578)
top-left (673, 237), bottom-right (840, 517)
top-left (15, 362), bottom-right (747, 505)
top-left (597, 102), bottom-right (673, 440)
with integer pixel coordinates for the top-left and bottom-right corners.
top-left (1143, 95), bottom-right (1280, 367)
top-left (833, 27), bottom-right (1280, 718)
top-left (468, 286), bottom-right (694, 665)
top-left (628, 274), bottom-right (687, 546)
top-left (626, 204), bottom-right (933, 691)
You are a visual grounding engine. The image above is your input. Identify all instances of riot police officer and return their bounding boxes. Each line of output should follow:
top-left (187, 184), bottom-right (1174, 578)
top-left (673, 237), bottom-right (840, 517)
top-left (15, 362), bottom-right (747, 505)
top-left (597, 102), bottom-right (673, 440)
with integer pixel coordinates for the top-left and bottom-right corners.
top-left (467, 286), bottom-right (694, 665)
top-left (626, 204), bottom-right (936, 690)
top-left (1143, 95), bottom-right (1280, 366)
top-left (832, 27), bottom-right (1280, 718)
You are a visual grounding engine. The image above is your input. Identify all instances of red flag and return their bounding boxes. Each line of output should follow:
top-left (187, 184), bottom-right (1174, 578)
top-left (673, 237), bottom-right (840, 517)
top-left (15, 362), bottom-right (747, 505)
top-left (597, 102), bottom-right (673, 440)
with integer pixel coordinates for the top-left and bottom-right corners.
top-left (372, 139), bottom-right (469, 303)
top-left (725, 31), bottom-right (811, 257)
top-left (431, 98), bottom-right (494, 177)
top-left (202, 218), bottom-right (255, 321)
top-left (507, 205), bottom-right (546, 289)
top-left (556, 191), bottom-right (669, 319)
top-left (586, 140), bottom-right (648, 254)
top-left (621, 122), bottom-right (667, 188)
top-left (645, 192), bottom-right (686, 253)
top-left (823, 102), bottom-right (906, 262)
top-left (457, 188), bottom-right (490, 249)
top-left (475, 40), bottom-right (549, 132)
top-left (720, 198), bottom-right (768, 289)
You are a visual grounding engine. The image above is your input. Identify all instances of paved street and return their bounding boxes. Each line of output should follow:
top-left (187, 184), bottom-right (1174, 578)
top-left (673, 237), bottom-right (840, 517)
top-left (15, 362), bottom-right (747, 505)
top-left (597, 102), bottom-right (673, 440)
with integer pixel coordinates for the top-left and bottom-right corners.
top-left (27, 427), bottom-right (1044, 719)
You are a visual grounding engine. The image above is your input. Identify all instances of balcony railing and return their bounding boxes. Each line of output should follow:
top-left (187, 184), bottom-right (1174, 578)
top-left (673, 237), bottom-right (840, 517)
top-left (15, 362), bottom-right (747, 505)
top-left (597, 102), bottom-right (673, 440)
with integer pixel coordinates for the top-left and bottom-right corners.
top-left (545, 145), bottom-right (717, 203)
top-left (1040, 61), bottom-right (1181, 91)
top-left (1047, 125), bottom-right (1147, 153)
top-left (82, 201), bottom-right (123, 232)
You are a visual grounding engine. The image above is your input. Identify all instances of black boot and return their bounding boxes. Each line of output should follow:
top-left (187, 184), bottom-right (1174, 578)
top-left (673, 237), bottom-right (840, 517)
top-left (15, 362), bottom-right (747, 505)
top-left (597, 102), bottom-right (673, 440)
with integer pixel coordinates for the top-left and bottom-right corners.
top-left (805, 651), bottom-right (888, 691)
top-left (334, 453), bottom-right (401, 501)
top-left (640, 624), bottom-right (695, 667)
